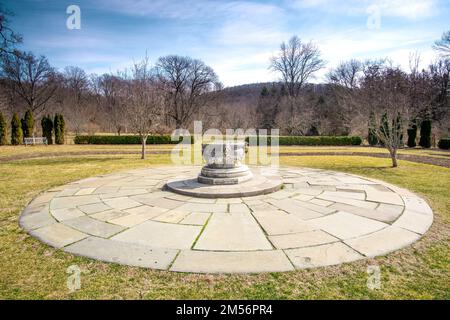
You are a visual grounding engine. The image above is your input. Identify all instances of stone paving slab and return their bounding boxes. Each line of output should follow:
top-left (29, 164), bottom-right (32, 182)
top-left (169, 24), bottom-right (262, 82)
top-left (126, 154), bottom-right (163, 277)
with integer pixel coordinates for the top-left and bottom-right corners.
top-left (29, 192), bottom-right (58, 205)
top-left (57, 188), bottom-right (80, 197)
top-left (267, 190), bottom-right (294, 200)
top-left (63, 216), bottom-right (125, 238)
top-left (311, 211), bottom-right (388, 240)
top-left (65, 237), bottom-right (178, 269)
top-left (252, 210), bottom-right (314, 235)
top-left (176, 202), bottom-right (228, 213)
top-left (292, 187), bottom-right (323, 196)
top-left (308, 198), bottom-right (333, 207)
top-left (187, 197), bottom-right (217, 204)
top-left (376, 203), bottom-right (404, 217)
top-left (321, 191), bottom-right (365, 200)
top-left (137, 197), bottom-right (184, 210)
top-left (170, 250), bottom-right (294, 273)
top-left (392, 210), bottom-right (433, 234)
top-left (216, 198), bottom-right (243, 204)
top-left (229, 203), bottom-right (251, 213)
top-left (30, 223), bottom-right (88, 248)
top-left (153, 210), bottom-right (190, 223)
top-left (246, 201), bottom-right (280, 212)
top-left (112, 220), bottom-right (202, 249)
top-left (19, 207), bottom-right (56, 230)
top-left (402, 196), bottom-right (433, 215)
top-left (292, 194), bottom-right (315, 201)
top-left (328, 203), bottom-right (400, 223)
top-left (317, 194), bottom-right (378, 209)
top-left (285, 242), bottom-right (364, 268)
top-left (51, 207), bottom-right (85, 222)
top-left (90, 209), bottom-right (129, 222)
top-left (344, 226), bottom-right (421, 257)
top-left (20, 165), bottom-right (433, 273)
top-left (74, 188), bottom-right (96, 196)
top-left (366, 190), bottom-right (403, 205)
top-left (109, 205), bottom-right (169, 227)
top-left (180, 212), bottom-right (210, 225)
top-left (269, 230), bottom-right (339, 249)
top-left (78, 202), bottom-right (112, 214)
top-left (194, 213), bottom-right (273, 251)
top-left (293, 200), bottom-right (336, 215)
top-left (103, 197), bottom-right (143, 210)
top-left (267, 199), bottom-right (325, 219)
top-left (50, 195), bottom-right (101, 210)
top-left (93, 186), bottom-right (120, 195)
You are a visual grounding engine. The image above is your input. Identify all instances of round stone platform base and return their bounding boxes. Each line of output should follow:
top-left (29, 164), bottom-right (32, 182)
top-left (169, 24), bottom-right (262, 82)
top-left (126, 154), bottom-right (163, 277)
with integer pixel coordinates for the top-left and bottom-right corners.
top-left (197, 165), bottom-right (253, 185)
top-left (166, 168), bottom-right (282, 198)
top-left (19, 165), bottom-right (433, 274)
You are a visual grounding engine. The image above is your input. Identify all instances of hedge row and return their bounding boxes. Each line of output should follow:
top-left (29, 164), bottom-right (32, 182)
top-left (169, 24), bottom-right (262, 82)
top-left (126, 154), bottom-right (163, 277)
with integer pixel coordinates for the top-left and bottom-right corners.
top-left (280, 136), bottom-right (362, 146)
top-left (438, 138), bottom-right (450, 149)
top-left (74, 135), bottom-right (193, 145)
top-left (74, 135), bottom-right (362, 146)
top-left (245, 135), bottom-right (362, 146)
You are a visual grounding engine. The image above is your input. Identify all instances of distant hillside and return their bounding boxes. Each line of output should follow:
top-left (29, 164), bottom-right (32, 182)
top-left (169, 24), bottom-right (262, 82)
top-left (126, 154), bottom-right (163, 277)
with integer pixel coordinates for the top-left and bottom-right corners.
top-left (218, 82), bottom-right (330, 106)
top-left (219, 82), bottom-right (281, 105)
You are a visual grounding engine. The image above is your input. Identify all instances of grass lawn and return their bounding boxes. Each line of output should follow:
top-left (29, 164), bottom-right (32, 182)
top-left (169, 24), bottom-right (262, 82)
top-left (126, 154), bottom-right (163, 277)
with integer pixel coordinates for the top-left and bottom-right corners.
top-left (0, 146), bottom-right (449, 299)
top-left (1, 144), bottom-right (449, 161)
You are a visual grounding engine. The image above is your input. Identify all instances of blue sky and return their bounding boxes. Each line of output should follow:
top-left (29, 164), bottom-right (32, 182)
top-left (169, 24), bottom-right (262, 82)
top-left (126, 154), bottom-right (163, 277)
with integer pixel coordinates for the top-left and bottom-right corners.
top-left (4, 0), bottom-right (450, 87)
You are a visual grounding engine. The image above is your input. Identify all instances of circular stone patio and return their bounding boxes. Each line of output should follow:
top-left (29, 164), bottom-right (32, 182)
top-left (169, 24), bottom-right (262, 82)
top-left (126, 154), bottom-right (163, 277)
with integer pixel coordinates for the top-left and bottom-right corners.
top-left (19, 166), bottom-right (433, 273)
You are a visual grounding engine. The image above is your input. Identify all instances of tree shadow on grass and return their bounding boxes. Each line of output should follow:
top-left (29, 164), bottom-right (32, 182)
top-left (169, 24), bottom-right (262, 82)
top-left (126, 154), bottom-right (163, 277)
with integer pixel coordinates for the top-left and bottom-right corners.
top-left (11, 156), bottom-right (129, 166)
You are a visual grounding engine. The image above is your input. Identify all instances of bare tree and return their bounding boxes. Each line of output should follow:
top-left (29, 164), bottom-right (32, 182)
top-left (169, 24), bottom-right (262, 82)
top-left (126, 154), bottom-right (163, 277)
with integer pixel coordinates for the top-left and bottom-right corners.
top-left (405, 53), bottom-right (448, 133)
top-left (257, 85), bottom-right (281, 131)
top-left (433, 30), bottom-right (450, 58)
top-left (270, 36), bottom-right (325, 98)
top-left (0, 51), bottom-right (57, 116)
top-left (406, 53), bottom-right (433, 120)
top-left (327, 59), bottom-right (362, 89)
top-left (360, 64), bottom-right (411, 167)
top-left (0, 7), bottom-right (22, 55)
top-left (326, 59), bottom-right (364, 133)
top-left (156, 55), bottom-right (221, 129)
top-left (270, 36), bottom-right (325, 134)
top-left (125, 57), bottom-right (163, 159)
top-left (64, 66), bottom-right (88, 100)
top-left (62, 66), bottom-right (90, 134)
top-left (428, 58), bottom-right (450, 129)
top-left (89, 73), bottom-right (126, 134)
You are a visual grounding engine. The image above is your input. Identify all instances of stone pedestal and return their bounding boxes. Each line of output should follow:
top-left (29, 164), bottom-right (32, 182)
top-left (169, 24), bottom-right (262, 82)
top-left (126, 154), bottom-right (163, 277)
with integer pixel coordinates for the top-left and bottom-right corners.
top-left (198, 141), bottom-right (252, 185)
top-left (165, 141), bottom-right (283, 198)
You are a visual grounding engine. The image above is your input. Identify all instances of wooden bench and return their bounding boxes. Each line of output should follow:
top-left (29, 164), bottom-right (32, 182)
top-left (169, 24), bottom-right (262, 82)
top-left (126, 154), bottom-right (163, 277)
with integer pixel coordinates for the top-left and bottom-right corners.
top-left (24, 137), bottom-right (48, 146)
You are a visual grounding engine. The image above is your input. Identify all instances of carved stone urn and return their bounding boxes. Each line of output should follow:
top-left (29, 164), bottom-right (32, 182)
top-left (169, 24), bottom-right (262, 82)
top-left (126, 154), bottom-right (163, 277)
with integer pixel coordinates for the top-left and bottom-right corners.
top-left (198, 141), bottom-right (253, 185)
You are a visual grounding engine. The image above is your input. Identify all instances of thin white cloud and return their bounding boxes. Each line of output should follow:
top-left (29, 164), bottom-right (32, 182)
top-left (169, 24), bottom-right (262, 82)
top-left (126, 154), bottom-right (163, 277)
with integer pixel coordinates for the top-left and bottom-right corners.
top-left (29, 35), bottom-right (111, 49)
top-left (289, 0), bottom-right (437, 19)
top-left (99, 0), bottom-right (254, 20)
top-left (374, 0), bottom-right (436, 19)
top-left (214, 6), bottom-right (287, 47)
top-left (385, 48), bottom-right (437, 70)
top-left (312, 26), bottom-right (439, 82)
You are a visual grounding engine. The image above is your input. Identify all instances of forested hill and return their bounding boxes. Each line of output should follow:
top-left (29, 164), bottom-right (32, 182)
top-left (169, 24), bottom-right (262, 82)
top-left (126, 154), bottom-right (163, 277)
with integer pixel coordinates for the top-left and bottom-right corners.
top-left (219, 82), bottom-right (329, 104)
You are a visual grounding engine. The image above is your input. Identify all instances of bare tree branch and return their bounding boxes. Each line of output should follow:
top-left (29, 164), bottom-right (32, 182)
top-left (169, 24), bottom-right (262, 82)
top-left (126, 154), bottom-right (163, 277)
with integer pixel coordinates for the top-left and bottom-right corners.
top-left (156, 55), bottom-right (220, 129)
top-left (1, 51), bottom-right (57, 115)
